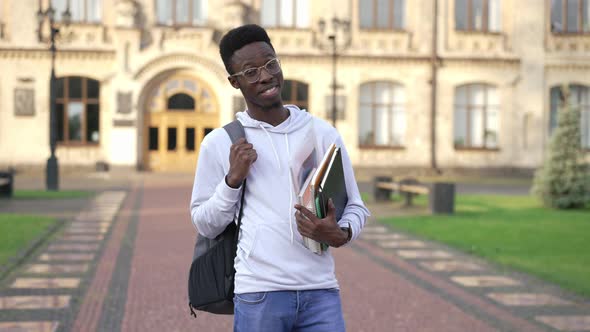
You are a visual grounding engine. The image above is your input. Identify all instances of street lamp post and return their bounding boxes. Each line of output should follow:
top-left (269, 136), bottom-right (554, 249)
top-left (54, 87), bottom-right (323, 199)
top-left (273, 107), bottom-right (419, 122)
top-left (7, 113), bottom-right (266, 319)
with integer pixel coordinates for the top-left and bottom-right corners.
top-left (37, 3), bottom-right (71, 191)
top-left (313, 17), bottom-right (351, 128)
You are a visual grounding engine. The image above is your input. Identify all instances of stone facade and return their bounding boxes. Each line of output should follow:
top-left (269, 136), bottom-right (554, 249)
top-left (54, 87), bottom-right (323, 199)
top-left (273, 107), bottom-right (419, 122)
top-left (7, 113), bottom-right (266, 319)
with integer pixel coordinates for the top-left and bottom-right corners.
top-left (0, 0), bottom-right (588, 172)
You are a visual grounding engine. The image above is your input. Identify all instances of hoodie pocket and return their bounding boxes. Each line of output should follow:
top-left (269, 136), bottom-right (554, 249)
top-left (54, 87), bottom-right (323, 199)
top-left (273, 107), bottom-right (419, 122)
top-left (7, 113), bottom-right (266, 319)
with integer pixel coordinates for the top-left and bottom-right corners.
top-left (238, 225), bottom-right (259, 259)
top-left (244, 223), bottom-right (306, 278)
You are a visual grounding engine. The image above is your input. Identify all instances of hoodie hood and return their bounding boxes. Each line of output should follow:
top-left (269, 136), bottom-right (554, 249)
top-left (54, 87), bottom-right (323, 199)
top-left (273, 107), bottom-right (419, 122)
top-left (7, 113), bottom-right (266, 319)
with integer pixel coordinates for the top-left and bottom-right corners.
top-left (235, 104), bottom-right (312, 134)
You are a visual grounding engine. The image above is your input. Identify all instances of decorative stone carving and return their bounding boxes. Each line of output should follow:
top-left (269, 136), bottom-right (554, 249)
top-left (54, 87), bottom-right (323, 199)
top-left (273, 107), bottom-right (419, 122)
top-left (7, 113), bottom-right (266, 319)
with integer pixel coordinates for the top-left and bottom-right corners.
top-left (117, 92), bottom-right (132, 114)
top-left (115, 0), bottom-right (139, 28)
top-left (113, 119), bottom-right (135, 127)
top-left (14, 88), bottom-right (35, 116)
top-left (133, 54), bottom-right (227, 82)
top-left (85, 32), bottom-right (97, 43)
top-left (221, 1), bottom-right (250, 30)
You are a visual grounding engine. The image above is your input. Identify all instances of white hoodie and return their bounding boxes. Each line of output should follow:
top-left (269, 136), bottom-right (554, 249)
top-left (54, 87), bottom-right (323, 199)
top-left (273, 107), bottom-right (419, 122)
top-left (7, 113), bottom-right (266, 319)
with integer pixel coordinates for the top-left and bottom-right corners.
top-left (190, 105), bottom-right (370, 294)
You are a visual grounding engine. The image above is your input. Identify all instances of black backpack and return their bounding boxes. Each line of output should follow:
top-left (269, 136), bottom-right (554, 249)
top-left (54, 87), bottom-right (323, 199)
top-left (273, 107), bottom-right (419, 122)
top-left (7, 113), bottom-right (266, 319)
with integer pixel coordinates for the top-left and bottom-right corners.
top-left (188, 120), bottom-right (246, 316)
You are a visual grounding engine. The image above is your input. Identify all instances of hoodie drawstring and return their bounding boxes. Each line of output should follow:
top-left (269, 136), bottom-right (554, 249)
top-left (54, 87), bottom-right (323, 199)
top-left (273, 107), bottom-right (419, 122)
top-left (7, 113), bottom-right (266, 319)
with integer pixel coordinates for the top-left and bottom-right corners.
top-left (285, 133), bottom-right (294, 244)
top-left (259, 124), bottom-right (282, 170)
top-left (258, 123), bottom-right (295, 245)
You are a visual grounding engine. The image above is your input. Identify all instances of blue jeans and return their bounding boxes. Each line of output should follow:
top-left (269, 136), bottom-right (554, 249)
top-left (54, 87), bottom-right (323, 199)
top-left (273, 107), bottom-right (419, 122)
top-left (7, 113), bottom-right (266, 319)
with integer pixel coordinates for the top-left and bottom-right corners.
top-left (233, 289), bottom-right (345, 332)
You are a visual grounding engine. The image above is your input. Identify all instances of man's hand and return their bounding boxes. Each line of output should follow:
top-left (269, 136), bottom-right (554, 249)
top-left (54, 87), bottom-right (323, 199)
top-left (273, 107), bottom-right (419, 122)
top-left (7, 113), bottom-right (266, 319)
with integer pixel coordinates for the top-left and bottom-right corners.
top-left (294, 199), bottom-right (348, 248)
top-left (226, 138), bottom-right (257, 188)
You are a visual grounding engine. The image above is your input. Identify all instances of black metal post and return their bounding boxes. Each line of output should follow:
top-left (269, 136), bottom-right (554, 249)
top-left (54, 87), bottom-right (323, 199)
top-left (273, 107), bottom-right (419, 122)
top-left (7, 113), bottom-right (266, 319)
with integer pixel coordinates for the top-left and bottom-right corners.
top-left (314, 17), bottom-right (350, 130)
top-left (329, 35), bottom-right (337, 128)
top-left (46, 19), bottom-right (59, 191)
top-left (430, 0), bottom-right (440, 173)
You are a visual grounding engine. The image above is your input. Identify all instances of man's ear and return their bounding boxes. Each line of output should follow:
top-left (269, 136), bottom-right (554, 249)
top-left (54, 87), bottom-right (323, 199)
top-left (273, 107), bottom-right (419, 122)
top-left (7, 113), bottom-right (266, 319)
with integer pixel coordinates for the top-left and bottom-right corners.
top-left (228, 76), bottom-right (240, 89)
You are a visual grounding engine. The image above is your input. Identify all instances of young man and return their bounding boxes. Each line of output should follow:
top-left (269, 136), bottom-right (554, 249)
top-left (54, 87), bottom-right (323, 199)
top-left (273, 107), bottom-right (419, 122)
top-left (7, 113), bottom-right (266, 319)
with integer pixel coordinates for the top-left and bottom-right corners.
top-left (190, 24), bottom-right (370, 332)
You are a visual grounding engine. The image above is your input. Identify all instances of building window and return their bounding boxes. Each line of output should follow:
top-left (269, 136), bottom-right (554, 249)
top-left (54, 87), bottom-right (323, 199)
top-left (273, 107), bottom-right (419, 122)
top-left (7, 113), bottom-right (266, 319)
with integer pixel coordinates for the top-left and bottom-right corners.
top-left (156, 0), bottom-right (207, 26)
top-left (281, 80), bottom-right (309, 111)
top-left (550, 85), bottom-right (590, 149)
top-left (149, 127), bottom-right (159, 150)
top-left (454, 84), bottom-right (499, 149)
top-left (149, 78), bottom-right (214, 113)
top-left (51, 0), bottom-right (102, 23)
top-left (455, 0), bottom-right (501, 32)
top-left (186, 127), bottom-right (196, 151)
top-left (359, 0), bottom-right (405, 30)
top-left (56, 77), bottom-right (100, 144)
top-left (0, 1), bottom-right (5, 39)
top-left (167, 127), bottom-right (177, 151)
top-left (168, 93), bottom-right (195, 110)
top-left (551, 0), bottom-right (590, 33)
top-left (260, 0), bottom-right (310, 28)
top-left (358, 82), bottom-right (406, 147)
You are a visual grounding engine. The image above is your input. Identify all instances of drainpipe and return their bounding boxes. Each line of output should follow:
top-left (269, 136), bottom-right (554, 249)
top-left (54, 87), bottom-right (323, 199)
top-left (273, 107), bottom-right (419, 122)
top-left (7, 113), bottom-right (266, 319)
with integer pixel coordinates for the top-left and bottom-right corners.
top-left (430, 0), bottom-right (440, 173)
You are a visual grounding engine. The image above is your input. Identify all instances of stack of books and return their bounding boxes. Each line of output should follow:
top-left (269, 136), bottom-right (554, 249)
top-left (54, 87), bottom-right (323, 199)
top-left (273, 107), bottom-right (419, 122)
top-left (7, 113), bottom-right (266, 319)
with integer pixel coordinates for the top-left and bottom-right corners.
top-left (296, 143), bottom-right (348, 254)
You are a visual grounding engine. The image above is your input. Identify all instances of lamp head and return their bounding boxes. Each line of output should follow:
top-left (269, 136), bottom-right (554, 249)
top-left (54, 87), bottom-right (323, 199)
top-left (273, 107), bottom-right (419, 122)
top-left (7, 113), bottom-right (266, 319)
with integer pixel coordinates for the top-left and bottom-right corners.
top-left (36, 8), bottom-right (45, 25)
top-left (332, 17), bottom-right (340, 28)
top-left (62, 8), bottom-right (72, 26)
top-left (318, 19), bottom-right (325, 33)
top-left (342, 20), bottom-right (351, 33)
top-left (47, 6), bottom-right (55, 22)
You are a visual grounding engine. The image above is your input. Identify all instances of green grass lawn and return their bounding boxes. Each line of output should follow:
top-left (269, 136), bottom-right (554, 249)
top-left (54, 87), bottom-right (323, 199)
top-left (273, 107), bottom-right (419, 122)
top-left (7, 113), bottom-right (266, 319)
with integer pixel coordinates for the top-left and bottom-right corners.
top-left (0, 214), bottom-right (57, 267)
top-left (13, 190), bottom-right (93, 200)
top-left (380, 195), bottom-right (590, 297)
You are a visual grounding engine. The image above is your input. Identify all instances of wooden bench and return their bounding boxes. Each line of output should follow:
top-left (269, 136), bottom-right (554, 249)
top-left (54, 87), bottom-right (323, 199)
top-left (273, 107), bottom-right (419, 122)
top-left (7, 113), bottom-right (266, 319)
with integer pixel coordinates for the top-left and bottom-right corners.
top-left (374, 176), bottom-right (455, 214)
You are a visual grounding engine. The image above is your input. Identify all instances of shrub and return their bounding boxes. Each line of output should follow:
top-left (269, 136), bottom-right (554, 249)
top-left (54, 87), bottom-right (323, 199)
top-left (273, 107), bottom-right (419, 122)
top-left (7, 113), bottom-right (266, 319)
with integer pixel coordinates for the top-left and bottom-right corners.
top-left (532, 86), bottom-right (590, 209)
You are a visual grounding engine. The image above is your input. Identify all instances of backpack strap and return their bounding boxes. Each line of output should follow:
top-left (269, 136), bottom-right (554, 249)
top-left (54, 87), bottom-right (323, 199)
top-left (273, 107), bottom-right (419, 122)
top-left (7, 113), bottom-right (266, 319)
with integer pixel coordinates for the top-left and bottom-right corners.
top-left (223, 120), bottom-right (245, 144)
top-left (222, 120), bottom-right (246, 237)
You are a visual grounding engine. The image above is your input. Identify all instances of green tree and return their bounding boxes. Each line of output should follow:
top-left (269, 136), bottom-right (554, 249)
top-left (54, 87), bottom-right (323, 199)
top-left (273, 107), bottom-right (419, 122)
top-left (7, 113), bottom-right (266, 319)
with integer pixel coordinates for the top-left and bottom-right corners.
top-left (532, 86), bottom-right (590, 209)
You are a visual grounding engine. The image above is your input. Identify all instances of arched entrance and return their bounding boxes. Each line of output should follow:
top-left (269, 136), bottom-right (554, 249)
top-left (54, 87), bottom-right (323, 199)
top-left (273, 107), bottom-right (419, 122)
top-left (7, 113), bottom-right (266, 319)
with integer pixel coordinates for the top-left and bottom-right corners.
top-left (143, 73), bottom-right (219, 172)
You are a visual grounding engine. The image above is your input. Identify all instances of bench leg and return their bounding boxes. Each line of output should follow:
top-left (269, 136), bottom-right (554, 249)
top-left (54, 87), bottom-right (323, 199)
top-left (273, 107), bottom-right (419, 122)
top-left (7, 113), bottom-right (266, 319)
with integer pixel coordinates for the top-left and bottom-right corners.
top-left (403, 193), bottom-right (413, 207)
top-left (374, 176), bottom-right (393, 202)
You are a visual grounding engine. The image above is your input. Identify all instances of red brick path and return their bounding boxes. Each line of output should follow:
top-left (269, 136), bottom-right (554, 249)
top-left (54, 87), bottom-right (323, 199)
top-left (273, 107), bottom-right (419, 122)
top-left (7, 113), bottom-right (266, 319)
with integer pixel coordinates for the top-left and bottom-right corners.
top-left (351, 240), bottom-right (546, 332)
top-left (117, 180), bottom-right (508, 331)
top-left (121, 180), bottom-right (232, 331)
top-left (334, 246), bottom-right (496, 332)
top-left (72, 187), bottom-right (138, 331)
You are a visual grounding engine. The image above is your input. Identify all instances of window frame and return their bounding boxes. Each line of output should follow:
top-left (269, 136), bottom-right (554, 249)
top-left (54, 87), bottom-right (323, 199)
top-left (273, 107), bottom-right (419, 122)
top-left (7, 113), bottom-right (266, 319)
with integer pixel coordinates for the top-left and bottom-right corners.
top-left (455, 0), bottom-right (501, 33)
top-left (50, 0), bottom-right (103, 24)
top-left (260, 0), bottom-right (310, 29)
top-left (453, 83), bottom-right (500, 150)
top-left (56, 76), bottom-right (100, 146)
top-left (358, 81), bottom-right (406, 149)
top-left (155, 0), bottom-right (207, 27)
top-left (359, 0), bottom-right (405, 31)
top-left (0, 1), bottom-right (5, 39)
top-left (281, 80), bottom-right (309, 112)
top-left (550, 0), bottom-right (590, 34)
top-left (167, 92), bottom-right (196, 111)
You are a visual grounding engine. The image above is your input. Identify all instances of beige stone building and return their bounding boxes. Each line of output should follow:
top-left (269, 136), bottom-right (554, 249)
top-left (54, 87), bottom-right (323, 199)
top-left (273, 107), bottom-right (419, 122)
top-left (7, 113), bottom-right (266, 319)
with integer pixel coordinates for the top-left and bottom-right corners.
top-left (0, 0), bottom-right (588, 173)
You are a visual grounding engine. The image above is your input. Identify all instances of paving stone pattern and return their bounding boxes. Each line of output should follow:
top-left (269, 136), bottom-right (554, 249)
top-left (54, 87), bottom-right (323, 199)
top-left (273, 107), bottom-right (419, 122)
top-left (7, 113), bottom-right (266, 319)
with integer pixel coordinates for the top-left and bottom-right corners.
top-left (358, 219), bottom-right (590, 332)
top-left (0, 191), bottom-right (126, 332)
top-left (1, 179), bottom-right (590, 332)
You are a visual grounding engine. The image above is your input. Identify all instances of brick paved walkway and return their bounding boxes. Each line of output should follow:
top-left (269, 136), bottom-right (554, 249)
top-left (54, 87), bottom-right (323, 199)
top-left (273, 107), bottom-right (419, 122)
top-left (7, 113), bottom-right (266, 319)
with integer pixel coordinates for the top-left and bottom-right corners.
top-left (1, 174), bottom-right (589, 331)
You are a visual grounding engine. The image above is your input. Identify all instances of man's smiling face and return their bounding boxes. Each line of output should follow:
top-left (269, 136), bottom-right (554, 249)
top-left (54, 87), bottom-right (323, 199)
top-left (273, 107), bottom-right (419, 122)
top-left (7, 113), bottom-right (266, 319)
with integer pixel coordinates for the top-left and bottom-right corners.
top-left (228, 41), bottom-right (284, 112)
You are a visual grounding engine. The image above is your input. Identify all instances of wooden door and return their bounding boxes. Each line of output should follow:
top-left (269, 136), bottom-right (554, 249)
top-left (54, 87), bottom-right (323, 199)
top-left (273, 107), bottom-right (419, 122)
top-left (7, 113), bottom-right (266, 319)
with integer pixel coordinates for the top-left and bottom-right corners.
top-left (144, 75), bottom-right (218, 172)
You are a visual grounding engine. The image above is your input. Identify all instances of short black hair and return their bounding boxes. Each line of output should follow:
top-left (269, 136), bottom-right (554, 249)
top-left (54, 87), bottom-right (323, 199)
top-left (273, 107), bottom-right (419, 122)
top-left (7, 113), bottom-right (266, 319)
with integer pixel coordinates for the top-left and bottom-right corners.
top-left (219, 24), bottom-right (275, 74)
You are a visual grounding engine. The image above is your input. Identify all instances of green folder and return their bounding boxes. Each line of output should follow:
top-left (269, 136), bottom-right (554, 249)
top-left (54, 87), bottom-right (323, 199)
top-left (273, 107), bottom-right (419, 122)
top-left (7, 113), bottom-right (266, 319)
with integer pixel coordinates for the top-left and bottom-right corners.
top-left (317, 147), bottom-right (348, 221)
top-left (315, 147), bottom-right (348, 251)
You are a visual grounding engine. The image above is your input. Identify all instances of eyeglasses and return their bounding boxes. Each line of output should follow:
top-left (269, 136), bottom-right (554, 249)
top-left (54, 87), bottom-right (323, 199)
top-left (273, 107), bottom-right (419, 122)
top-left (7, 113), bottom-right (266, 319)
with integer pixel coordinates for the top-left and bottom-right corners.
top-left (230, 58), bottom-right (281, 83)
